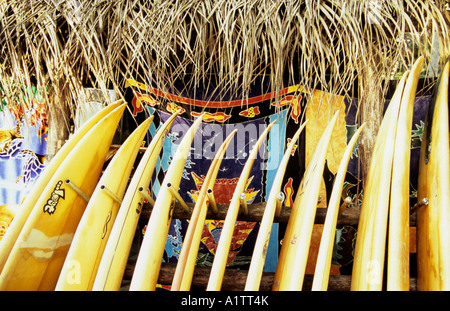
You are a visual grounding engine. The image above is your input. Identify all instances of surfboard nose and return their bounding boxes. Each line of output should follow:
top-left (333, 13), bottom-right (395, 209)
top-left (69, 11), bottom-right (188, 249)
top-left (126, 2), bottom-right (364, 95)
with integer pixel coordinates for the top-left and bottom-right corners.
top-left (106, 102), bottom-right (127, 123)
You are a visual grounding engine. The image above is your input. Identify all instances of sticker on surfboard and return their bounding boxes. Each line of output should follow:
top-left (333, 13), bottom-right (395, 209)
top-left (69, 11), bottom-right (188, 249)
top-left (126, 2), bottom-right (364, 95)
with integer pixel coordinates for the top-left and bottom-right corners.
top-left (43, 180), bottom-right (65, 215)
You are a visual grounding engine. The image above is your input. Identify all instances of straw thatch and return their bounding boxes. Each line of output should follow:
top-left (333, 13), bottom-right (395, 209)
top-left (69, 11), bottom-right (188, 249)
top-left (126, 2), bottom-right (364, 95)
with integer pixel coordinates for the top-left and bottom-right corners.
top-left (1, 0), bottom-right (449, 167)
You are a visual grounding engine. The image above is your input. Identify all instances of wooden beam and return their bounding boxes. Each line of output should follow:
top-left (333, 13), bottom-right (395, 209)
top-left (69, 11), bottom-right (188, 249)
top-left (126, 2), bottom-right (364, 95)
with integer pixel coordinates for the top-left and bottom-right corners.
top-left (142, 201), bottom-right (417, 226)
top-left (124, 262), bottom-right (417, 291)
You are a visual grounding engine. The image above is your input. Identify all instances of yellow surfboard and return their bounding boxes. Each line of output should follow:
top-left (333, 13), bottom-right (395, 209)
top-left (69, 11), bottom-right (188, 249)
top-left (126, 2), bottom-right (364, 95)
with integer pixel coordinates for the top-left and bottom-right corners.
top-left (311, 123), bottom-right (365, 291)
top-left (93, 111), bottom-right (180, 291)
top-left (387, 56), bottom-right (424, 291)
top-left (244, 120), bottom-right (307, 291)
top-left (0, 101), bottom-right (122, 274)
top-left (350, 71), bottom-right (409, 291)
top-left (416, 60), bottom-right (450, 291)
top-left (0, 104), bottom-right (126, 291)
top-left (206, 120), bottom-right (276, 291)
top-left (171, 130), bottom-right (237, 291)
top-left (55, 116), bottom-right (153, 291)
top-left (129, 114), bottom-right (204, 291)
top-left (273, 111), bottom-right (339, 291)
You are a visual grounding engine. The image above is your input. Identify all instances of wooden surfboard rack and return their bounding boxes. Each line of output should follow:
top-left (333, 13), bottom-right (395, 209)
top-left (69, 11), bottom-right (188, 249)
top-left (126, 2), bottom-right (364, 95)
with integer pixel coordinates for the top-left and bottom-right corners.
top-left (141, 200), bottom-right (418, 227)
top-left (121, 200), bottom-right (419, 291)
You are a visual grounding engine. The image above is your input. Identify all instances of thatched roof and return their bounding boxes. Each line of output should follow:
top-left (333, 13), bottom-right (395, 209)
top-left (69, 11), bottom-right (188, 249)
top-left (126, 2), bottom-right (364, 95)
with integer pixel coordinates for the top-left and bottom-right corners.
top-left (1, 0), bottom-right (449, 125)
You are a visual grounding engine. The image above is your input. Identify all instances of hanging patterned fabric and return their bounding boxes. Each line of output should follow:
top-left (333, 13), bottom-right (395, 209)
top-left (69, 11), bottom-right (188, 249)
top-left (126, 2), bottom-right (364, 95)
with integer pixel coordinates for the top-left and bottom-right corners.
top-left (124, 78), bottom-right (306, 274)
top-left (0, 86), bottom-right (48, 206)
top-left (0, 85), bottom-right (48, 241)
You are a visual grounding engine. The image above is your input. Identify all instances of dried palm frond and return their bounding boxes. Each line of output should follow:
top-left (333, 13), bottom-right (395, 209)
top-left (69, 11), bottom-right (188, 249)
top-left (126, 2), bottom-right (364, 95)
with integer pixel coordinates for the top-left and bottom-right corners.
top-left (0, 0), bottom-right (449, 162)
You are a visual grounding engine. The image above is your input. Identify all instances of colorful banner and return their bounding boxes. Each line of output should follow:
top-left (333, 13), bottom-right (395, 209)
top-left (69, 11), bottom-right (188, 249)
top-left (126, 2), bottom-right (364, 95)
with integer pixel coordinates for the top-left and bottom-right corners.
top-left (0, 89), bottom-right (48, 206)
top-left (123, 79), bottom-right (308, 276)
top-left (146, 108), bottom-right (288, 272)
